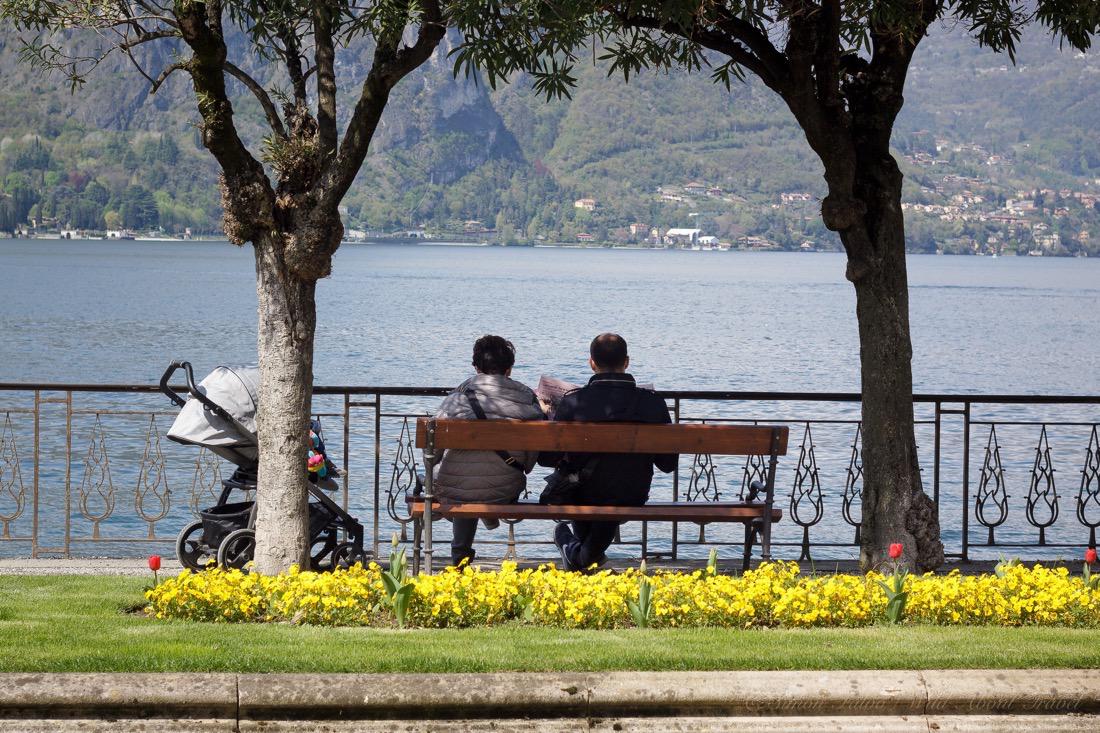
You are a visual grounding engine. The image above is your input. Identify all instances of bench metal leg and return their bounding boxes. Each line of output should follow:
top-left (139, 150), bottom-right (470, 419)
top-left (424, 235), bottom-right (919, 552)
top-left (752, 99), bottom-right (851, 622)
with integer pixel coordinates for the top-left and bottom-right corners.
top-left (411, 517), bottom-right (423, 576)
top-left (742, 522), bottom-right (756, 572)
top-left (762, 433), bottom-right (781, 563)
top-left (421, 426), bottom-right (437, 575)
top-left (504, 521), bottom-right (517, 561)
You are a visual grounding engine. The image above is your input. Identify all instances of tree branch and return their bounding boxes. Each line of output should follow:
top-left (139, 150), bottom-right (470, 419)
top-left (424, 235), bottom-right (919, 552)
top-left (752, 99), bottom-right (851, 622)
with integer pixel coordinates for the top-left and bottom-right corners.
top-left (279, 30), bottom-right (309, 104)
top-left (812, 0), bottom-right (843, 111)
top-left (224, 61), bottom-right (287, 139)
top-left (174, 0), bottom-right (273, 242)
top-left (616, 12), bottom-right (782, 94)
top-left (381, 0), bottom-right (447, 85)
top-left (313, 1), bottom-right (338, 157)
top-left (320, 0), bottom-right (446, 207)
top-left (118, 28), bottom-right (178, 50)
top-left (150, 59), bottom-right (189, 93)
top-left (712, 4), bottom-right (790, 88)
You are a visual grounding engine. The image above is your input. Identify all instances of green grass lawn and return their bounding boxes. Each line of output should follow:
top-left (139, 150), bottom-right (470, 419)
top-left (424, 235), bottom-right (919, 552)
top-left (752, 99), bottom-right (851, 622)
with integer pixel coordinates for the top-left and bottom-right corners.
top-left (3, 574), bottom-right (1100, 673)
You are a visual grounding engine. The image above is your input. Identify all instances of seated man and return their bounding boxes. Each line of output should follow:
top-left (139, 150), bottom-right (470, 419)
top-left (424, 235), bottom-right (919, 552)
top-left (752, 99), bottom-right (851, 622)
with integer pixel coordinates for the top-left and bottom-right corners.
top-left (431, 335), bottom-right (544, 566)
top-left (540, 333), bottom-right (677, 571)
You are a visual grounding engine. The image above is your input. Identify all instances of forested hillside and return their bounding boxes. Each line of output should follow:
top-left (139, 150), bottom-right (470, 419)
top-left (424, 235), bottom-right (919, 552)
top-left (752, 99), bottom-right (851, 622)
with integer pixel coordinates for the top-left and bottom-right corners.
top-left (1, 24), bottom-right (1098, 254)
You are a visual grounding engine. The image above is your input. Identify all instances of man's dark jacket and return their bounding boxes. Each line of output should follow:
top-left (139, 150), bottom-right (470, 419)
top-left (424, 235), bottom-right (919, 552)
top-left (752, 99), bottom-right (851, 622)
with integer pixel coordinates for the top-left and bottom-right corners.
top-left (538, 372), bottom-right (677, 506)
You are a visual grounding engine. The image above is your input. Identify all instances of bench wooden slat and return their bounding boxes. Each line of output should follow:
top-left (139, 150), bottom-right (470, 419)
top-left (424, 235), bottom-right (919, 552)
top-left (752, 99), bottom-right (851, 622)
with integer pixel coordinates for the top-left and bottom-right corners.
top-left (407, 498), bottom-right (782, 523)
top-left (416, 418), bottom-right (788, 455)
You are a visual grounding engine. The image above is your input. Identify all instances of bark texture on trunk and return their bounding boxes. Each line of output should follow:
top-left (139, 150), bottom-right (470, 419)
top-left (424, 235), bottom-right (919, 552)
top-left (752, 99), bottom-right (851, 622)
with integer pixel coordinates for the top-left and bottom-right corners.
top-left (842, 155), bottom-right (945, 572)
top-left (251, 234), bottom-right (318, 575)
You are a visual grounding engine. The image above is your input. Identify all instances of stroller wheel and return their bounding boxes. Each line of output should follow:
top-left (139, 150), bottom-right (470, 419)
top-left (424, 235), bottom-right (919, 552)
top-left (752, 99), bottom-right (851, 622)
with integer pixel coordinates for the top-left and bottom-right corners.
top-left (332, 541), bottom-right (366, 570)
top-left (176, 520), bottom-right (216, 571)
top-left (310, 530), bottom-right (338, 570)
top-left (217, 528), bottom-right (256, 570)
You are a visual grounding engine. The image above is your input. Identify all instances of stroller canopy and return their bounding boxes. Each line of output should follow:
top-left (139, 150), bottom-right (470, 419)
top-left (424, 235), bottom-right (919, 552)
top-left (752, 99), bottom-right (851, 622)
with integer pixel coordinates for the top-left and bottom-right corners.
top-left (167, 366), bottom-right (260, 464)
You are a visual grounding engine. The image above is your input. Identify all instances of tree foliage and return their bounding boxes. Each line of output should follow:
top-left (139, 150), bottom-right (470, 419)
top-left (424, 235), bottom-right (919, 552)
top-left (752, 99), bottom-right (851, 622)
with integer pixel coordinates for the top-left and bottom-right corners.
top-left (456, 1), bottom-right (1098, 97)
top-left (0, 0), bottom-right (451, 573)
top-left (456, 0), bottom-right (1096, 572)
top-left (0, 0), bottom-right (447, 260)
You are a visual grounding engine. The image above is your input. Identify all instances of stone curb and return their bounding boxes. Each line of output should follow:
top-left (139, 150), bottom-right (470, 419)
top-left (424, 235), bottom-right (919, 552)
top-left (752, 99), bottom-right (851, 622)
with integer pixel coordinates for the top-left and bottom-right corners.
top-left (0, 673), bottom-right (237, 719)
top-left (1, 670), bottom-right (1098, 723)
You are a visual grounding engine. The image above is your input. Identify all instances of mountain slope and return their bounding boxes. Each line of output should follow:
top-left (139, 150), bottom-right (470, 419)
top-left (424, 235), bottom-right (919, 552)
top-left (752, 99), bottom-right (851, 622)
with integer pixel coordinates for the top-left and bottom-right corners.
top-left (0, 23), bottom-right (1097, 252)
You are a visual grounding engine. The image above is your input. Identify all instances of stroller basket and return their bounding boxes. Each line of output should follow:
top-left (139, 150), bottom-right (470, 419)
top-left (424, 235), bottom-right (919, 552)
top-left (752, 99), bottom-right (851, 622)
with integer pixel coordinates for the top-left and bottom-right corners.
top-left (200, 501), bottom-right (253, 547)
top-left (199, 500), bottom-right (335, 551)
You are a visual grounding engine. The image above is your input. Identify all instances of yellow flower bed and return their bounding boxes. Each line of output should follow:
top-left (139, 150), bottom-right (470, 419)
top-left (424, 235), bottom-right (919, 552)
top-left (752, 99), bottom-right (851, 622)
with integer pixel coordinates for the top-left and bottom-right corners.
top-left (144, 561), bottom-right (1100, 629)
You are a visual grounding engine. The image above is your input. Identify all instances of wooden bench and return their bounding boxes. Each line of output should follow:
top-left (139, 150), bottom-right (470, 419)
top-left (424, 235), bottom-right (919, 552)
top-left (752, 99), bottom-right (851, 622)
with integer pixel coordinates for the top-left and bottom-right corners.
top-left (409, 417), bottom-right (788, 574)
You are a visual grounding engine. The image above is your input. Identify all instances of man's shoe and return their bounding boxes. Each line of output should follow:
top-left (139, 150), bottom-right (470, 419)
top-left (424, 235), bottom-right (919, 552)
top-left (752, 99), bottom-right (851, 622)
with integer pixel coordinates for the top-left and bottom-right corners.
top-left (553, 523), bottom-right (576, 570)
top-left (451, 549), bottom-right (475, 567)
top-left (482, 518), bottom-right (500, 531)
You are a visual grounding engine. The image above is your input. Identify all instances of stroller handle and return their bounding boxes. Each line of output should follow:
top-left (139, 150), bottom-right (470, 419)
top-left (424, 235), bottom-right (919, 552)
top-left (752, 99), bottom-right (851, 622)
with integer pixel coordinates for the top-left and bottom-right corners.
top-left (160, 361), bottom-right (237, 423)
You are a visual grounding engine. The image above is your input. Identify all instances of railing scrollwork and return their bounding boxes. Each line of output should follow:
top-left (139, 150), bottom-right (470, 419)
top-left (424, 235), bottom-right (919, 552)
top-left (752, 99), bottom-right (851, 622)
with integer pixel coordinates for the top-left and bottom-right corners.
top-left (0, 413), bottom-right (26, 539)
top-left (385, 417), bottom-right (420, 539)
top-left (1077, 425), bottom-right (1100, 549)
top-left (1, 384), bottom-right (1098, 561)
top-left (975, 425), bottom-right (1009, 544)
top-left (789, 423), bottom-right (823, 561)
top-left (78, 414), bottom-right (115, 539)
top-left (1025, 425), bottom-right (1059, 546)
top-left (841, 423), bottom-right (864, 545)
top-left (135, 414), bottom-right (171, 538)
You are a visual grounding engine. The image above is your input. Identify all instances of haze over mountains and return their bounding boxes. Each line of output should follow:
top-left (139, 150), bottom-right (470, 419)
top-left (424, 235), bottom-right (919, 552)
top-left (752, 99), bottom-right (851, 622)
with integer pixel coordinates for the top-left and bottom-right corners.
top-left (0, 22), bottom-right (1097, 253)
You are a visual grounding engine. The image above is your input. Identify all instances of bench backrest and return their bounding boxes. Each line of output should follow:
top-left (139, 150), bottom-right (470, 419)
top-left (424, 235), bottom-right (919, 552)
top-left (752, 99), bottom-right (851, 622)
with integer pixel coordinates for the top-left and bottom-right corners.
top-left (415, 418), bottom-right (788, 456)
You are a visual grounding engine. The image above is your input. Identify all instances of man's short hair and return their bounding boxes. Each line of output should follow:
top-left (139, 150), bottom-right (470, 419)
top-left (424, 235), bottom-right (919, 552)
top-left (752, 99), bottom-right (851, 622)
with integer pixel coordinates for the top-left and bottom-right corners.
top-left (590, 333), bottom-right (628, 371)
top-left (472, 335), bottom-right (515, 375)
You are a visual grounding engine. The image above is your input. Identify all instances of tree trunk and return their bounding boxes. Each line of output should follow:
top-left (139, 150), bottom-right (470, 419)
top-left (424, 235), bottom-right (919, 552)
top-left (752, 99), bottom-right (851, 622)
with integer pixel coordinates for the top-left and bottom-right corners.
top-left (251, 234), bottom-right (317, 574)
top-left (845, 156), bottom-right (945, 572)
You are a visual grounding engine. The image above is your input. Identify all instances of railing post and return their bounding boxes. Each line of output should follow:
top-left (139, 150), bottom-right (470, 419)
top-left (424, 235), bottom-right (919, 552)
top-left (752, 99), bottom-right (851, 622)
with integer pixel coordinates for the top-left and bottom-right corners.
top-left (341, 392), bottom-right (351, 523)
top-left (372, 393), bottom-right (381, 558)
top-left (64, 390), bottom-right (72, 557)
top-left (422, 419), bottom-right (436, 575)
top-left (671, 397), bottom-right (680, 561)
top-left (32, 390), bottom-right (40, 559)
top-left (962, 401), bottom-right (971, 561)
top-left (933, 401), bottom-right (942, 517)
top-left (761, 428), bottom-right (781, 562)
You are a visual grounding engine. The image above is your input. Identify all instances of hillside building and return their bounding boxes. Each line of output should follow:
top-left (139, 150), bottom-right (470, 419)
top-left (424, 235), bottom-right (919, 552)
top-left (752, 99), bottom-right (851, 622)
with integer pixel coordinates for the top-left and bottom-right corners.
top-left (664, 228), bottom-right (701, 246)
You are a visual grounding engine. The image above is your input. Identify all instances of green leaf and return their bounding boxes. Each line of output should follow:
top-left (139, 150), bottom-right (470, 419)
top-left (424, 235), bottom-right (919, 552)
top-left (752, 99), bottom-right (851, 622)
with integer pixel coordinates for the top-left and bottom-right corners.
top-left (392, 583), bottom-right (414, 628)
top-left (381, 572), bottom-right (400, 600)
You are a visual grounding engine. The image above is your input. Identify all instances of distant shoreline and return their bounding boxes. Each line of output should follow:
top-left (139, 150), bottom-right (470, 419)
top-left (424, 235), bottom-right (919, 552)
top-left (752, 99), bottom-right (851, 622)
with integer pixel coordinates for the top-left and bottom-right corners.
top-left (0, 236), bottom-right (1089, 257)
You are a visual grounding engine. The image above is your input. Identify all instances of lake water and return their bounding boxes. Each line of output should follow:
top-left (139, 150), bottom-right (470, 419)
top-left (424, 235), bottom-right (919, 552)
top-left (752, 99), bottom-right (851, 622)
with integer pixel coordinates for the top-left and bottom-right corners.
top-left (2, 239), bottom-right (1098, 392)
top-left (1, 239), bottom-right (1098, 561)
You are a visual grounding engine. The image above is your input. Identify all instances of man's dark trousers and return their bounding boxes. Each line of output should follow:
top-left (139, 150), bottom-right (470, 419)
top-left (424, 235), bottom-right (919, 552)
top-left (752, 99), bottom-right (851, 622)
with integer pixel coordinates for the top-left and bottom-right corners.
top-left (541, 371), bottom-right (676, 570)
top-left (562, 520), bottom-right (617, 569)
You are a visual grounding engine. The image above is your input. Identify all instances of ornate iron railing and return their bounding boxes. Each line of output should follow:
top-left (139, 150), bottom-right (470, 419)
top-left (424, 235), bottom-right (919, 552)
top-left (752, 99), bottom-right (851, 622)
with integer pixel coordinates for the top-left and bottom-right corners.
top-left (1, 383), bottom-right (1098, 561)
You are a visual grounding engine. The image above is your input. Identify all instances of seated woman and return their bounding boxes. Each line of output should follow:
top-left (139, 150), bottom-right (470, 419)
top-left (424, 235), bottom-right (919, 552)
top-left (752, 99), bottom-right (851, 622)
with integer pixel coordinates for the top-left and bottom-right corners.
top-left (431, 335), bottom-right (544, 566)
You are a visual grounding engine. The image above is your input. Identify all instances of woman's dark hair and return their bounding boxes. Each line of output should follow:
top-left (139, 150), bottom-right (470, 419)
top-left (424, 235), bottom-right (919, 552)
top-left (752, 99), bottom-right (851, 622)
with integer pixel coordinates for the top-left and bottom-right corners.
top-left (590, 333), bottom-right (628, 370)
top-left (472, 335), bottom-right (516, 375)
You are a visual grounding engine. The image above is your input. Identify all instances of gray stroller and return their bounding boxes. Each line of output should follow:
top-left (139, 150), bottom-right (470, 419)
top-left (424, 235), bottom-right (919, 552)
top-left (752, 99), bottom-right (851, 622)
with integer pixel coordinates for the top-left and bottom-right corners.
top-left (160, 361), bottom-right (366, 571)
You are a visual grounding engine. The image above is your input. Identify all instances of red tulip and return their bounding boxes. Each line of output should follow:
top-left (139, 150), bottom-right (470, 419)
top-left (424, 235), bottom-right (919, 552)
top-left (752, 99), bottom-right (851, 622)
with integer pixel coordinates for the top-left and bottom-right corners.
top-left (888, 543), bottom-right (903, 560)
top-left (148, 555), bottom-right (162, 572)
top-left (1087, 548), bottom-right (1098, 565)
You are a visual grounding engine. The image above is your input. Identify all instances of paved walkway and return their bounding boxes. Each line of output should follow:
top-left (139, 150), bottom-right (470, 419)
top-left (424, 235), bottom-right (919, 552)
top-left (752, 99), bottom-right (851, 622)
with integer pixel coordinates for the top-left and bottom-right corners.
top-left (1, 670), bottom-right (1097, 731)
